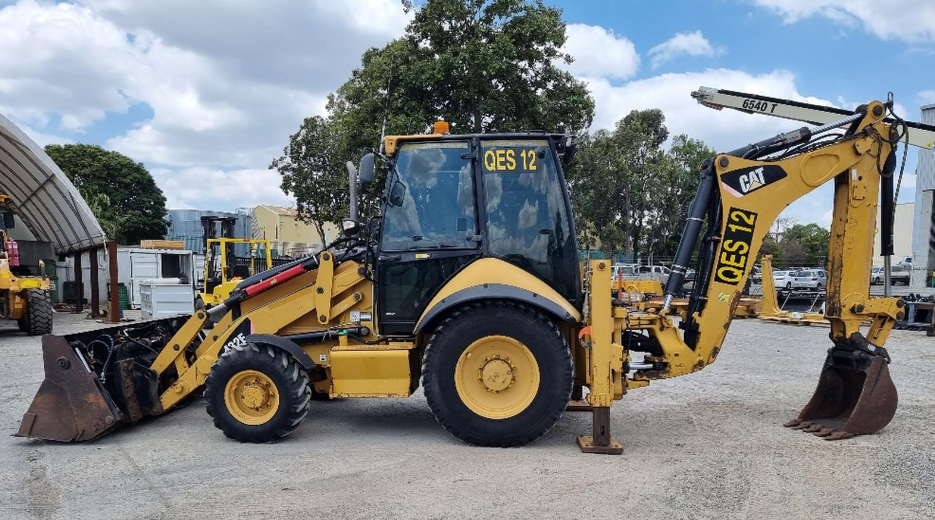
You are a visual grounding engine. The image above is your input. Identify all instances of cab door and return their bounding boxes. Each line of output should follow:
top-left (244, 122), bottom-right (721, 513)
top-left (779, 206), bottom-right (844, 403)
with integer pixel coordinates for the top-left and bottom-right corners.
top-left (376, 140), bottom-right (481, 336)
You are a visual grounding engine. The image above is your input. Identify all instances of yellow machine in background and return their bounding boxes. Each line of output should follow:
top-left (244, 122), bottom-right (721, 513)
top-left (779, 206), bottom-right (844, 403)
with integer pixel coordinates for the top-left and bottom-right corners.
top-left (17, 93), bottom-right (934, 454)
top-left (199, 237), bottom-right (273, 308)
top-left (0, 194), bottom-right (52, 335)
top-left (758, 254), bottom-right (828, 325)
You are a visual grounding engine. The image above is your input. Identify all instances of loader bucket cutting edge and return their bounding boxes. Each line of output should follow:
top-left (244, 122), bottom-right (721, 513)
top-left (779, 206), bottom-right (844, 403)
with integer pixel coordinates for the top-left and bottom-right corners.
top-left (784, 349), bottom-right (897, 440)
top-left (16, 335), bottom-right (122, 442)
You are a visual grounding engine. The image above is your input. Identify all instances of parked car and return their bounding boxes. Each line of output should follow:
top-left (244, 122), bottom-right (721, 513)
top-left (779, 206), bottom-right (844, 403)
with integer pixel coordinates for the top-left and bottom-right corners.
top-left (790, 269), bottom-right (827, 290)
top-left (609, 263), bottom-right (637, 288)
top-left (750, 264), bottom-right (762, 283)
top-left (773, 270), bottom-right (792, 290)
top-left (870, 265), bottom-right (911, 285)
top-left (635, 265), bottom-right (670, 285)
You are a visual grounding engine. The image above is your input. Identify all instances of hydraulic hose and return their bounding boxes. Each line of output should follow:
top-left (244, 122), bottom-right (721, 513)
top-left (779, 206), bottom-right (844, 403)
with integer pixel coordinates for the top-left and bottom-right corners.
top-left (663, 159), bottom-right (716, 307)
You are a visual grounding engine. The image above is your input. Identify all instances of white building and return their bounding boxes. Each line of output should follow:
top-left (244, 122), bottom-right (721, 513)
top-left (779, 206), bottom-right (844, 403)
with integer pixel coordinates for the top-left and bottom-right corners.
top-left (911, 103), bottom-right (935, 285)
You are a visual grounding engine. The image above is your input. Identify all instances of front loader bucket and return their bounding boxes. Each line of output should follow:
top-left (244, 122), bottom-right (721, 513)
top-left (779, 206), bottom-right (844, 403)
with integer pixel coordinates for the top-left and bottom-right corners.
top-left (785, 346), bottom-right (897, 440)
top-left (16, 335), bottom-right (123, 441)
top-left (16, 317), bottom-right (187, 442)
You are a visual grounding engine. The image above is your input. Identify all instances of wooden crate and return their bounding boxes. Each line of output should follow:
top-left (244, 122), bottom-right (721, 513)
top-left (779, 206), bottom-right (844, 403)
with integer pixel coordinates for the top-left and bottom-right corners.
top-left (139, 239), bottom-right (186, 250)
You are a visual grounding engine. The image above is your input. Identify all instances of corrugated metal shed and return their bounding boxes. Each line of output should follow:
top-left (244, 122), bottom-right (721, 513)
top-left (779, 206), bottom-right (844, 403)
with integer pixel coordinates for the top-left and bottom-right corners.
top-left (0, 113), bottom-right (106, 254)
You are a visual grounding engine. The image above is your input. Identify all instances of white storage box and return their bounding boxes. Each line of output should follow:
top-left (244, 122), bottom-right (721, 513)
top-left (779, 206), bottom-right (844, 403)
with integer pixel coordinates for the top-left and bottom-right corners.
top-left (141, 278), bottom-right (195, 319)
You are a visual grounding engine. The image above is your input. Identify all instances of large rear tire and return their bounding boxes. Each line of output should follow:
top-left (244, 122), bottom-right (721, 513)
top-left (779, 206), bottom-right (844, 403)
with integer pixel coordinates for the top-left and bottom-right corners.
top-left (205, 342), bottom-right (311, 443)
top-left (422, 301), bottom-right (572, 447)
top-left (25, 289), bottom-right (53, 336)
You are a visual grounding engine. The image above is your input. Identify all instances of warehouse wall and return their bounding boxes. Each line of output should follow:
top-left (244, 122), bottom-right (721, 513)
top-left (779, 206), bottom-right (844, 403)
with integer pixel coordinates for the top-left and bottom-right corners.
top-left (911, 104), bottom-right (935, 286)
top-left (165, 209), bottom-right (251, 253)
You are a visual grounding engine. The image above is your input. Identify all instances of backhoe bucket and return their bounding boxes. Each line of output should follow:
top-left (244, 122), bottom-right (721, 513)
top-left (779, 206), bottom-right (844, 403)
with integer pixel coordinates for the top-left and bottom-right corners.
top-left (16, 317), bottom-right (186, 442)
top-left (785, 346), bottom-right (897, 440)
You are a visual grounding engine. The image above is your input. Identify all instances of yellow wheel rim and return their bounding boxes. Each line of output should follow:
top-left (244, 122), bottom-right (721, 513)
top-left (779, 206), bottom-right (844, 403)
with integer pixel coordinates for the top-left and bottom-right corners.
top-left (454, 335), bottom-right (540, 420)
top-left (224, 370), bottom-right (280, 425)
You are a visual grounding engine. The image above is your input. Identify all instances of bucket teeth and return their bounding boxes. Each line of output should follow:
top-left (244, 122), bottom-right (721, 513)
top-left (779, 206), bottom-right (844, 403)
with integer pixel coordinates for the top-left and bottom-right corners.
top-left (824, 431), bottom-right (854, 441)
top-left (785, 337), bottom-right (898, 442)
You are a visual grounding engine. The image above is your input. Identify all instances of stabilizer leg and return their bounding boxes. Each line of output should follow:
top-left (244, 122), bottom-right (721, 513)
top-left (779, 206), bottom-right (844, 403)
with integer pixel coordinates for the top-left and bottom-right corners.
top-left (576, 407), bottom-right (622, 455)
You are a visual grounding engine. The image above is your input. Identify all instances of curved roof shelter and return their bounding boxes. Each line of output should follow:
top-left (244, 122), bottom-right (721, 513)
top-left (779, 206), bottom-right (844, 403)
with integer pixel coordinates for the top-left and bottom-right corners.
top-left (0, 113), bottom-right (105, 255)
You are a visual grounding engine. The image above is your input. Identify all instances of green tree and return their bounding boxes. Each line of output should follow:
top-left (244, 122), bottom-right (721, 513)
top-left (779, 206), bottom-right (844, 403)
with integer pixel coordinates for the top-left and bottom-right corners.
top-left (566, 109), bottom-right (713, 261)
top-left (297, 0), bottom-right (595, 221)
top-left (643, 135), bottom-right (713, 261)
top-left (45, 144), bottom-right (168, 244)
top-left (270, 116), bottom-right (349, 247)
top-left (780, 223), bottom-right (830, 267)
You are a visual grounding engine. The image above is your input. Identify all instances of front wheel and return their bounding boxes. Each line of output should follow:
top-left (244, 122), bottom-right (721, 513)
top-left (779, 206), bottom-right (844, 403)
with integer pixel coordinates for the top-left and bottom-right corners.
top-left (422, 301), bottom-right (572, 447)
top-left (786, 282), bottom-right (793, 290)
top-left (25, 289), bottom-right (52, 335)
top-left (205, 342), bottom-right (311, 443)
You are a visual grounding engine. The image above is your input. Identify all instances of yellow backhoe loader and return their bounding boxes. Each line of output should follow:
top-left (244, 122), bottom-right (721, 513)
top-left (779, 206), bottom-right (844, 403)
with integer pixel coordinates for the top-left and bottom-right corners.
top-left (16, 93), bottom-right (935, 453)
top-left (1, 195), bottom-right (52, 335)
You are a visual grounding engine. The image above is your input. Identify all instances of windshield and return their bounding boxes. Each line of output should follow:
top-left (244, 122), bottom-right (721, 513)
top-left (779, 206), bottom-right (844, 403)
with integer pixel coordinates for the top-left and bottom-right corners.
top-left (381, 141), bottom-right (477, 251)
top-left (482, 139), bottom-right (576, 299)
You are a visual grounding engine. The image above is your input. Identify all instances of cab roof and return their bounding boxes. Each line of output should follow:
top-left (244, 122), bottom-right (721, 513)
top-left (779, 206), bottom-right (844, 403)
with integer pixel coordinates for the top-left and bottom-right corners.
top-left (383, 131), bottom-right (568, 156)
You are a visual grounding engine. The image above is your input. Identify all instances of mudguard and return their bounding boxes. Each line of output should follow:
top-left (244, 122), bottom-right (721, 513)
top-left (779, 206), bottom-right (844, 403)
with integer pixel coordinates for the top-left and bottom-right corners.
top-left (414, 258), bottom-right (580, 334)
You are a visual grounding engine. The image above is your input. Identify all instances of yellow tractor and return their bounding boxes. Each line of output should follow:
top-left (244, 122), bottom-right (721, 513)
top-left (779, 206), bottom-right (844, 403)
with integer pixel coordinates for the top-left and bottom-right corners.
top-left (197, 216), bottom-right (273, 309)
top-left (16, 94), bottom-right (934, 453)
top-left (1, 195), bottom-right (52, 335)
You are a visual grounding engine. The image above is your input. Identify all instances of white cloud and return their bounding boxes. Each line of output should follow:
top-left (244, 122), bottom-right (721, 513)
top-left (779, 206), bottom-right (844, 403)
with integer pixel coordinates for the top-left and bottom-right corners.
top-left (920, 90), bottom-right (935, 105)
top-left (648, 31), bottom-right (724, 68)
top-left (151, 166), bottom-right (292, 210)
top-left (581, 68), bottom-right (844, 225)
top-left (0, 0), bottom-right (411, 209)
top-left (583, 68), bottom-right (833, 148)
top-left (752, 0), bottom-right (935, 42)
top-left (561, 23), bottom-right (640, 80)
top-left (15, 124), bottom-right (74, 147)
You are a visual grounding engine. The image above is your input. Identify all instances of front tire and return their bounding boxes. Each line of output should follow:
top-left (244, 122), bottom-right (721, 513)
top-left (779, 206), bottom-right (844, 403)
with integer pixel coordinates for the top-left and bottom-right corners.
top-left (422, 301), bottom-right (572, 447)
top-left (25, 289), bottom-right (52, 335)
top-left (205, 342), bottom-right (311, 443)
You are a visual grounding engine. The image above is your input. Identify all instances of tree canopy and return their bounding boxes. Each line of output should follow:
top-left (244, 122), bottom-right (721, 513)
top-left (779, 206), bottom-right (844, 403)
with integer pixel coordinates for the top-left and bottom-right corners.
top-left (775, 222), bottom-right (830, 267)
top-left (566, 109), bottom-right (714, 262)
top-left (274, 0), bottom-right (595, 222)
top-left (45, 144), bottom-right (168, 245)
top-left (271, 116), bottom-right (348, 247)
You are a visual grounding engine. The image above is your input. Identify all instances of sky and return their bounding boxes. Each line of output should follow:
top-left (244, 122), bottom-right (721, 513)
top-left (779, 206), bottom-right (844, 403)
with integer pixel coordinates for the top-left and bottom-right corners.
top-left (0, 0), bottom-right (933, 228)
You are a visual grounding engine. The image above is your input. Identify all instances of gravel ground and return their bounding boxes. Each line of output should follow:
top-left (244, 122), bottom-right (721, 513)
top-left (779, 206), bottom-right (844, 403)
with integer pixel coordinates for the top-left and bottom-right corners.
top-left (1, 312), bottom-right (933, 519)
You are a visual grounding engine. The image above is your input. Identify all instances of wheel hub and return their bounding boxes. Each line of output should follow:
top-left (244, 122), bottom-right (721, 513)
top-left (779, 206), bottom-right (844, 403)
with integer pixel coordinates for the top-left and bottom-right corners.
top-left (478, 354), bottom-right (516, 393)
top-left (240, 378), bottom-right (275, 410)
top-left (224, 370), bottom-right (280, 425)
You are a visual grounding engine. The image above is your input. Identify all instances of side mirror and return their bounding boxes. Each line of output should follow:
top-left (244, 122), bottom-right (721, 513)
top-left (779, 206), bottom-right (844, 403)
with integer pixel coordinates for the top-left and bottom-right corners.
top-left (388, 180), bottom-right (407, 207)
top-left (358, 153), bottom-right (375, 186)
top-left (341, 218), bottom-right (362, 237)
top-left (2, 211), bottom-right (14, 229)
top-left (561, 136), bottom-right (578, 166)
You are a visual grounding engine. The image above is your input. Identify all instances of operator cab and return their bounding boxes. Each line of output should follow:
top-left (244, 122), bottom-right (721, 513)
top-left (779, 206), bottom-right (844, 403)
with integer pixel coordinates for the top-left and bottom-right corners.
top-left (372, 128), bottom-right (580, 335)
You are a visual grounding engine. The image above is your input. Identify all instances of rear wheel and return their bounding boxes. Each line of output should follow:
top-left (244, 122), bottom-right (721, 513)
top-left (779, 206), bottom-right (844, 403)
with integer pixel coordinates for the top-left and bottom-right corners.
top-left (205, 342), bottom-right (311, 443)
top-left (25, 289), bottom-right (52, 335)
top-left (786, 282), bottom-right (792, 290)
top-left (422, 301), bottom-right (572, 447)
